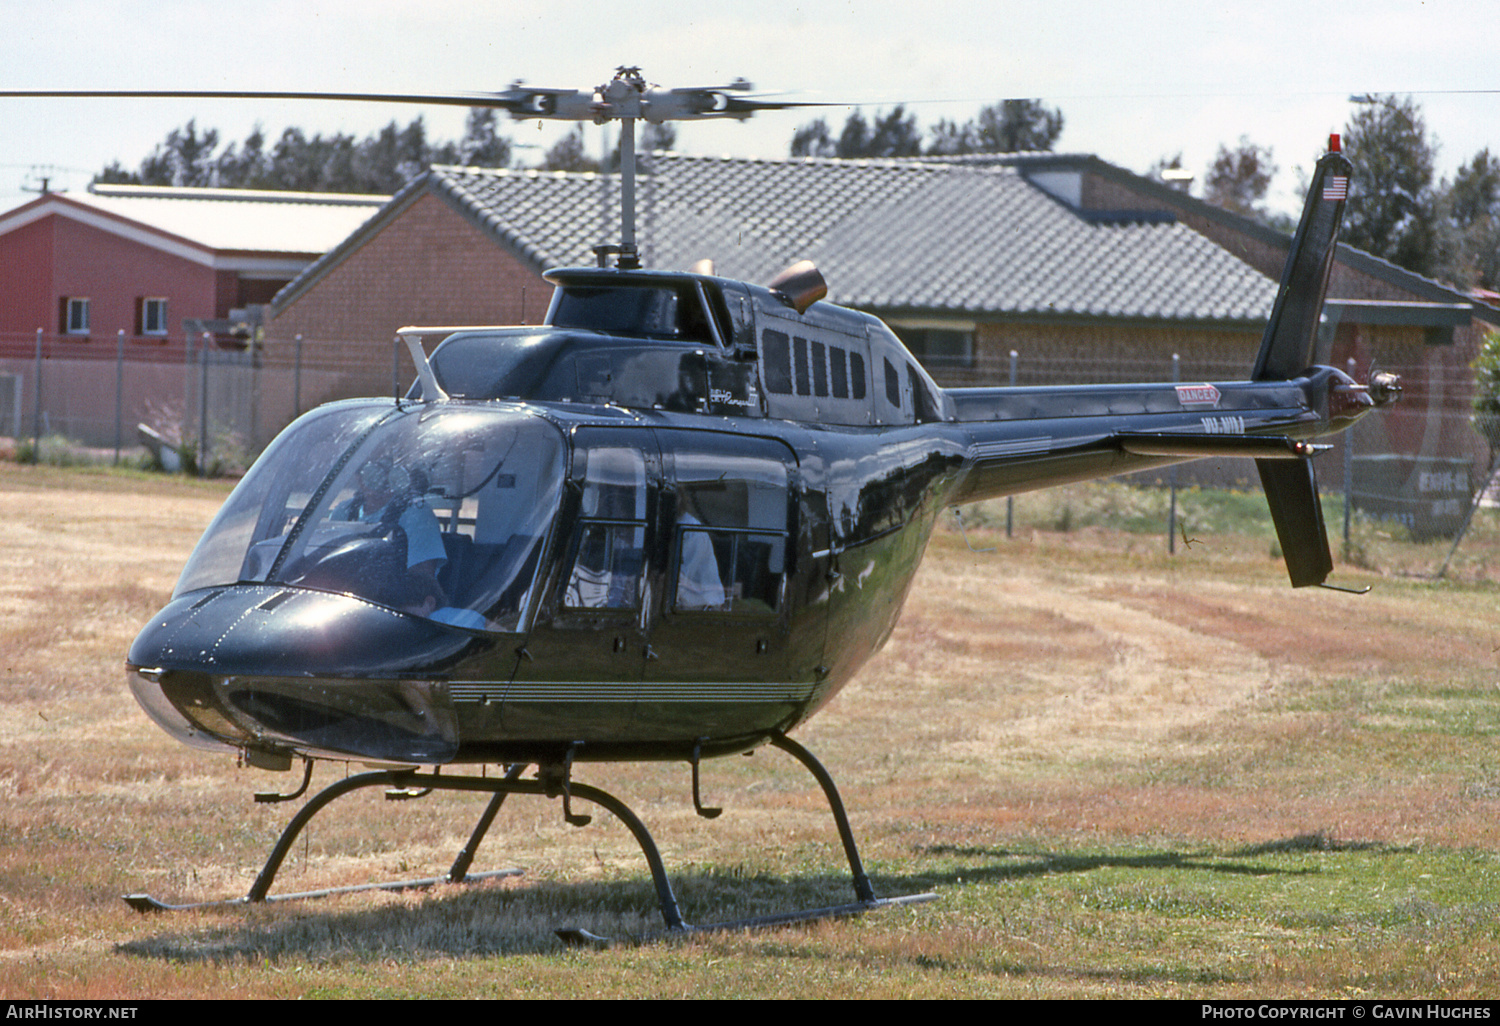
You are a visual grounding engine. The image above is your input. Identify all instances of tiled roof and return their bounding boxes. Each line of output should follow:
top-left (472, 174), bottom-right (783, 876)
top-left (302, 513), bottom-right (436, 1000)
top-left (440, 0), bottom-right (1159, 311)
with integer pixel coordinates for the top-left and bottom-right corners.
top-left (282, 154), bottom-right (1281, 324)
top-left (428, 166), bottom-right (621, 269)
top-left (657, 155), bottom-right (1275, 321)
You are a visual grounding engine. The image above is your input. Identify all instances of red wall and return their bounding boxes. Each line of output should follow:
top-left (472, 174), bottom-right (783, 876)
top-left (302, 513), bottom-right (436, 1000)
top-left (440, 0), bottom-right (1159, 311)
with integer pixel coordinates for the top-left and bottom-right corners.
top-left (0, 216), bottom-right (56, 337)
top-left (0, 209), bottom-right (225, 345)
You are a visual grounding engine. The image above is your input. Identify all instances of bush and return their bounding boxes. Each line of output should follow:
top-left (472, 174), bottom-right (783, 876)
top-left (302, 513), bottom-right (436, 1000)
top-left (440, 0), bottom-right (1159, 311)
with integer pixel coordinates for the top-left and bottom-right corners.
top-left (1472, 329), bottom-right (1500, 450)
top-left (15, 434), bottom-right (104, 467)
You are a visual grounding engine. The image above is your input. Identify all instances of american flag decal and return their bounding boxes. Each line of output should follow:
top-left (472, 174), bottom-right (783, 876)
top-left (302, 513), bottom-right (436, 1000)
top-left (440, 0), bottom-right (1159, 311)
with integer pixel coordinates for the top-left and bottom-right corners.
top-left (1323, 176), bottom-right (1349, 201)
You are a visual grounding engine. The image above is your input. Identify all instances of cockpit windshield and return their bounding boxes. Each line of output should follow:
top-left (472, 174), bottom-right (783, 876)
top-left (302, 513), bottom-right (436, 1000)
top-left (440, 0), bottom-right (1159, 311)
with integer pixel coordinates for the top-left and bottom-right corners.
top-left (175, 403), bottom-right (566, 633)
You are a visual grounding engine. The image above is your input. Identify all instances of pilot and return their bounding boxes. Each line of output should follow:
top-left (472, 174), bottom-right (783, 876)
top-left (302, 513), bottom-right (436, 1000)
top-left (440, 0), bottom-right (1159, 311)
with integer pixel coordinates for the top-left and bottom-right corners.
top-left (338, 457), bottom-right (447, 615)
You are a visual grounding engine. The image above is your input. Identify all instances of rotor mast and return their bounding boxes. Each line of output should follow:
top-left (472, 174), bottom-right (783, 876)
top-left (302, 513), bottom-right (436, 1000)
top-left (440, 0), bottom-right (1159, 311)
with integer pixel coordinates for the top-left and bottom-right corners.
top-left (596, 69), bottom-right (646, 269)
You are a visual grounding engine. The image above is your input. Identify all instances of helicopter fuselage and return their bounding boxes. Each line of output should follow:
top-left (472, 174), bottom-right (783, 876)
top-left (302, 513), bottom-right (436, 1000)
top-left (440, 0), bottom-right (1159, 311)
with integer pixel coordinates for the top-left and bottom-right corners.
top-left (126, 265), bottom-right (1377, 771)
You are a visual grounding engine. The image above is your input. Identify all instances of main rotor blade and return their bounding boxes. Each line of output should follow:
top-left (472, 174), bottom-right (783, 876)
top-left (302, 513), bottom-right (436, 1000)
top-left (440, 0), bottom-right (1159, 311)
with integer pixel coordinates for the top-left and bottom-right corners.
top-left (0, 85), bottom-right (840, 122)
top-left (0, 87), bottom-right (561, 110)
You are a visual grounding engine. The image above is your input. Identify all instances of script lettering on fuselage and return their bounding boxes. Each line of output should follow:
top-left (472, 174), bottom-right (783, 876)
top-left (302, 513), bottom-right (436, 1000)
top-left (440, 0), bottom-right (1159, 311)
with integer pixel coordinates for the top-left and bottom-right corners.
top-left (710, 388), bottom-right (756, 409)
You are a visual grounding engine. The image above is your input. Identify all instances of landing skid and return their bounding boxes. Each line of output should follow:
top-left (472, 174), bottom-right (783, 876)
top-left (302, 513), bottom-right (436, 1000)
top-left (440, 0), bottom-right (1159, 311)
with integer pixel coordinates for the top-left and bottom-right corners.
top-left (123, 735), bottom-right (937, 938)
top-left (122, 868), bottom-right (524, 913)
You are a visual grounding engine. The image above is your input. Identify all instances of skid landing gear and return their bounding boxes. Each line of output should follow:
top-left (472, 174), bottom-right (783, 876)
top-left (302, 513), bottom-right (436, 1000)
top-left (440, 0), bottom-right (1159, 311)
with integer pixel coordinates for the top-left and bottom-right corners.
top-left (124, 734), bottom-right (937, 939)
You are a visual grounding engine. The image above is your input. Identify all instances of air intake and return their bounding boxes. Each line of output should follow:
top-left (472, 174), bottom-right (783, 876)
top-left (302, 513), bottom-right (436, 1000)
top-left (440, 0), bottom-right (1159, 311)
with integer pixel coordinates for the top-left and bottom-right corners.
top-left (768, 260), bottom-right (827, 315)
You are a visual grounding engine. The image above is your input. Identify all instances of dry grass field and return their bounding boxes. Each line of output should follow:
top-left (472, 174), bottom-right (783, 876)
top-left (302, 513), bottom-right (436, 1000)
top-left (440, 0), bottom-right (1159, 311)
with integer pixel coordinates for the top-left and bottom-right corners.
top-left (2, 461), bottom-right (1500, 999)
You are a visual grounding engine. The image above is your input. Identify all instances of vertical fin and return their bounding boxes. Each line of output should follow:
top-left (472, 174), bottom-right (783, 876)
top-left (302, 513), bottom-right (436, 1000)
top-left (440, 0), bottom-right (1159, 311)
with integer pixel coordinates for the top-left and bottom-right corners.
top-left (1252, 141), bottom-right (1353, 381)
top-left (1257, 458), bottom-right (1333, 588)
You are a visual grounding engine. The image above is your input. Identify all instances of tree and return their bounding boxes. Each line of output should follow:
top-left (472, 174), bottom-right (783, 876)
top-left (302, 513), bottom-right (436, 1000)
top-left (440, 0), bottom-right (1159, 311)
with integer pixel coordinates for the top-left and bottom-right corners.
top-left (1442, 150), bottom-right (1500, 291)
top-left (789, 118), bottom-right (837, 158)
top-left (1341, 95), bottom-right (1443, 277)
top-left (1447, 328), bottom-right (1500, 575)
top-left (215, 126), bottom-right (273, 189)
top-left (457, 108), bottom-right (513, 168)
top-left (1203, 137), bottom-right (1276, 217)
top-left (1148, 152), bottom-right (1190, 192)
top-left (788, 106), bottom-right (925, 159)
top-left (94, 110), bottom-right (515, 192)
top-left (94, 160), bottom-right (141, 186)
top-left (116, 120), bottom-right (222, 187)
top-left (866, 106), bottom-right (923, 157)
top-left (972, 100), bottom-right (1063, 153)
top-left (925, 117), bottom-right (975, 156)
top-left (641, 122), bottom-right (677, 154)
top-left (922, 100), bottom-right (1064, 156)
top-left (836, 111), bottom-right (871, 158)
top-left (791, 100), bottom-right (1063, 160)
top-left (265, 126), bottom-right (358, 191)
top-left (603, 121), bottom-right (677, 171)
top-left (798, 99), bottom-right (1068, 159)
top-left (1473, 329), bottom-right (1500, 449)
top-left (538, 125), bottom-right (600, 173)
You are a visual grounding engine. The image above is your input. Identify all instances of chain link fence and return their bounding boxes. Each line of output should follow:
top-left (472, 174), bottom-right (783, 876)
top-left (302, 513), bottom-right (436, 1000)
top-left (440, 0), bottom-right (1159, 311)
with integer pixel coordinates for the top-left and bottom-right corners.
top-left (0, 329), bottom-right (415, 470)
top-left (4, 327), bottom-right (1492, 562)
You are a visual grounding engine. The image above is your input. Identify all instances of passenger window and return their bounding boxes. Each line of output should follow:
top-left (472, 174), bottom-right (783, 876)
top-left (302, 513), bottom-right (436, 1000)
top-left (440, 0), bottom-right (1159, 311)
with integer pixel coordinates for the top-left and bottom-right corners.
top-left (674, 528), bottom-right (784, 614)
top-left (830, 346), bottom-right (849, 399)
top-left (563, 446), bottom-right (647, 611)
top-left (850, 352), bottom-right (867, 399)
top-left (565, 523), bottom-right (646, 610)
top-left (812, 340), bottom-right (828, 397)
top-left (761, 330), bottom-right (793, 394)
top-left (793, 336), bottom-right (811, 395)
top-left (908, 362), bottom-right (940, 423)
top-left (672, 449), bottom-right (788, 616)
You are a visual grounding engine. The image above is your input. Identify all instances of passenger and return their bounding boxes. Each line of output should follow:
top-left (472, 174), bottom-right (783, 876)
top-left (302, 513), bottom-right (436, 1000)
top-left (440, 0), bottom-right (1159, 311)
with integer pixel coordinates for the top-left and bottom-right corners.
top-left (676, 496), bottom-right (728, 611)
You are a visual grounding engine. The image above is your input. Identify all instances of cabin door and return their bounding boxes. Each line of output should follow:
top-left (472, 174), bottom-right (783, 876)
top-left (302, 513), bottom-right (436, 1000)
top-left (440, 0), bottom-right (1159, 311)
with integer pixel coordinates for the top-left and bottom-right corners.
top-left (504, 428), bottom-right (661, 743)
top-left (638, 431), bottom-right (804, 742)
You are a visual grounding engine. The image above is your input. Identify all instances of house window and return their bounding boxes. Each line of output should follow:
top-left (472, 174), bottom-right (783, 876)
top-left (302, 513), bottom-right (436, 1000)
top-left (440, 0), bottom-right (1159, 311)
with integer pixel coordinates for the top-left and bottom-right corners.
top-left (61, 298), bottom-right (90, 336)
top-left (140, 298), bottom-right (168, 336)
top-left (894, 327), bottom-right (975, 369)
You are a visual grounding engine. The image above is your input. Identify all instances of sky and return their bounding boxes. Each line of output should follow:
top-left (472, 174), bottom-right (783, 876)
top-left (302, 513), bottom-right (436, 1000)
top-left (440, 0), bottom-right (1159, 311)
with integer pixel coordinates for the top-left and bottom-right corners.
top-left (1, 0), bottom-right (1496, 218)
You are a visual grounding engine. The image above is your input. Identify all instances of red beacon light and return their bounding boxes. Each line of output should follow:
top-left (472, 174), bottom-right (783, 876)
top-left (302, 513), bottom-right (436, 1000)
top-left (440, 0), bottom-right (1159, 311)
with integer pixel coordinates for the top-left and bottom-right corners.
top-left (1329, 133), bottom-right (1342, 153)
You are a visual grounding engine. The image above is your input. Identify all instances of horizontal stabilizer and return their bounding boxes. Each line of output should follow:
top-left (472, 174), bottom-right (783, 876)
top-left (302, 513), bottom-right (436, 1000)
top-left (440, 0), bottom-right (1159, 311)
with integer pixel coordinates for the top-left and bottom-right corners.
top-left (1257, 458), bottom-right (1333, 588)
top-left (1117, 433), bottom-right (1324, 460)
top-left (1252, 143), bottom-right (1353, 381)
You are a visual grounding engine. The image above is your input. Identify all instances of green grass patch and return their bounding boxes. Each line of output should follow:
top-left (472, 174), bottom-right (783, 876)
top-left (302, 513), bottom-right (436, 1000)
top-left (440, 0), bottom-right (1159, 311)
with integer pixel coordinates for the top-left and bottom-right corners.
top-left (2, 466), bottom-right (1500, 998)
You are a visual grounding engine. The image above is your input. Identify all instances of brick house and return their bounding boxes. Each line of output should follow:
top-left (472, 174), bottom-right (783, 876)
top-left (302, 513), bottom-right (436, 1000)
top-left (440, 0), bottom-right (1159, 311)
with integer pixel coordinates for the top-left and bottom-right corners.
top-left (268, 153), bottom-right (1280, 397)
top-left (989, 153), bottom-right (1500, 522)
top-left (266, 152), bottom-right (1499, 514)
top-left (265, 172), bottom-right (580, 400)
top-left (0, 184), bottom-right (387, 344)
top-left (0, 184), bottom-right (386, 443)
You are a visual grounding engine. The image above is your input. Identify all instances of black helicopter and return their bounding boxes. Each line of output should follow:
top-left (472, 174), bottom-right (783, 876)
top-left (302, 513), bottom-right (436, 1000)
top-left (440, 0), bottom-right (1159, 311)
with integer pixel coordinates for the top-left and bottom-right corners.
top-left (13, 70), bottom-right (1400, 935)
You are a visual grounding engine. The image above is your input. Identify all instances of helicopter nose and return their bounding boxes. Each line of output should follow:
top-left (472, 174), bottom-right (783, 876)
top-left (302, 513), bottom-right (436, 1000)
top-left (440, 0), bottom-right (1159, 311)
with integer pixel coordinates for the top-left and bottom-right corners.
top-left (127, 585), bottom-right (485, 762)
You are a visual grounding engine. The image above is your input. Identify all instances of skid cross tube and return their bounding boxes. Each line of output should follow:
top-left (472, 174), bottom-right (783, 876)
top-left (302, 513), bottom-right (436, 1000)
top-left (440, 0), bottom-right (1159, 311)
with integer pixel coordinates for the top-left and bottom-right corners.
top-left (232, 767), bottom-right (685, 926)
